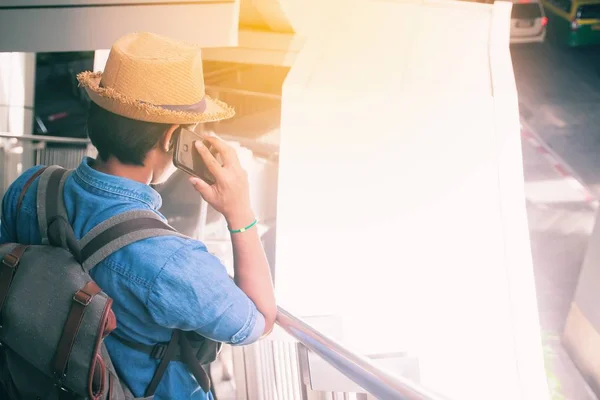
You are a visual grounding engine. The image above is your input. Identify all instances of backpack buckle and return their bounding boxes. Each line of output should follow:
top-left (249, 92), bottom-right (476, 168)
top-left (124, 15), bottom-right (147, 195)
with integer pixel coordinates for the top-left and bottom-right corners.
top-left (151, 343), bottom-right (168, 360)
top-left (54, 383), bottom-right (70, 392)
top-left (73, 290), bottom-right (93, 306)
top-left (1, 253), bottom-right (19, 269)
top-left (53, 372), bottom-right (69, 391)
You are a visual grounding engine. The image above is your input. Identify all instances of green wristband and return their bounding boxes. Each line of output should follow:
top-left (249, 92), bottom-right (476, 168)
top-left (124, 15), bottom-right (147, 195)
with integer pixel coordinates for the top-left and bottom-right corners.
top-left (228, 218), bottom-right (258, 234)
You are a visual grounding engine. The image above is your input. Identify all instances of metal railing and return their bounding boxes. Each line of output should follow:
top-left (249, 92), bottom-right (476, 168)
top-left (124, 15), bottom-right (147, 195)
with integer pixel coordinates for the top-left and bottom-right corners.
top-left (0, 132), bottom-right (96, 169)
top-left (0, 132), bottom-right (276, 163)
top-left (275, 307), bottom-right (449, 400)
top-left (0, 133), bottom-right (96, 197)
top-left (0, 132), bottom-right (89, 144)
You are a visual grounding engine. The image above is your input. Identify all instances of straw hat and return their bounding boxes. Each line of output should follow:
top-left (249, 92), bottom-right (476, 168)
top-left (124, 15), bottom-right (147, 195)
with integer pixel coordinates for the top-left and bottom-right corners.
top-left (77, 32), bottom-right (234, 124)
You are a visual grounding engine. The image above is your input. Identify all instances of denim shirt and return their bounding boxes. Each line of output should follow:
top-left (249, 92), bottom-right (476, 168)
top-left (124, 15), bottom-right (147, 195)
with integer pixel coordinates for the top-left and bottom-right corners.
top-left (0, 158), bottom-right (265, 399)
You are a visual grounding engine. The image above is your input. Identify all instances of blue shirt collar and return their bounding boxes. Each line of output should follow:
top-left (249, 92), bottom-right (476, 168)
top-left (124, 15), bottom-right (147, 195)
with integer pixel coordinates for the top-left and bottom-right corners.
top-left (74, 157), bottom-right (162, 210)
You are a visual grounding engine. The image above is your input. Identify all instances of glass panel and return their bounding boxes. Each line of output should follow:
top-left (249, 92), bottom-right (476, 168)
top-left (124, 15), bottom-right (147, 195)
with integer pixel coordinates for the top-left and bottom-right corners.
top-left (577, 4), bottom-right (600, 19)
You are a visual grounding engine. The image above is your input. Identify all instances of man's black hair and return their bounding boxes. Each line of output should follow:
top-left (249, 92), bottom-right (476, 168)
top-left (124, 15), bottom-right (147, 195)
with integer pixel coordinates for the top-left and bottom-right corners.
top-left (86, 102), bottom-right (172, 166)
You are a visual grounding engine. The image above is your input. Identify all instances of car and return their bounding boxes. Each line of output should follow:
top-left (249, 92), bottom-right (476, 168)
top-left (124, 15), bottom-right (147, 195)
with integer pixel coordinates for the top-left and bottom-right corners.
top-left (510, 0), bottom-right (548, 44)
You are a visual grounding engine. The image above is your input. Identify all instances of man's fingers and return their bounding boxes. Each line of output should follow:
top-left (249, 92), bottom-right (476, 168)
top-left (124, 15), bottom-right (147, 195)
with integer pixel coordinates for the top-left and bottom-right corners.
top-left (203, 135), bottom-right (239, 167)
top-left (189, 176), bottom-right (213, 198)
top-left (194, 140), bottom-right (223, 178)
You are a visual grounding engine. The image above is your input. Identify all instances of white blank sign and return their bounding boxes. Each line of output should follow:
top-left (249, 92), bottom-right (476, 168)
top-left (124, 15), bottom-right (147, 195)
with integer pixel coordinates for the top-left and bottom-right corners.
top-left (274, 1), bottom-right (550, 399)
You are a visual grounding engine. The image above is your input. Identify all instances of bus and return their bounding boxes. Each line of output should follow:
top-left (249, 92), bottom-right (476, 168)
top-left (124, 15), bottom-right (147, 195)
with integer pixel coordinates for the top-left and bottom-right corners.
top-left (544, 0), bottom-right (600, 46)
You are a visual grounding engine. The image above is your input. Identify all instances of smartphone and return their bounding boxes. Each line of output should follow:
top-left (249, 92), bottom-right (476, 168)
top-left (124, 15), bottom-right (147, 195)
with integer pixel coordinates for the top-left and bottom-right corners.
top-left (172, 128), bottom-right (219, 185)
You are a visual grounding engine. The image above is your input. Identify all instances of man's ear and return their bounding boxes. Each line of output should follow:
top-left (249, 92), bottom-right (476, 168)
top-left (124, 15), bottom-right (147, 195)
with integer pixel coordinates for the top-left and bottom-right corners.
top-left (162, 124), bottom-right (180, 152)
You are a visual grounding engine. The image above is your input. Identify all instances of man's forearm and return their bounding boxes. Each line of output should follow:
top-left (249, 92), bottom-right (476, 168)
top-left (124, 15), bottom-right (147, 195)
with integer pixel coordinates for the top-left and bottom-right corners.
top-left (228, 211), bottom-right (277, 334)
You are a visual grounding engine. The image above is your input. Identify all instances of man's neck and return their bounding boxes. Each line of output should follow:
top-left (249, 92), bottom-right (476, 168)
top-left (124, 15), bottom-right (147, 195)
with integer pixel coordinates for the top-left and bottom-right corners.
top-left (92, 158), bottom-right (152, 185)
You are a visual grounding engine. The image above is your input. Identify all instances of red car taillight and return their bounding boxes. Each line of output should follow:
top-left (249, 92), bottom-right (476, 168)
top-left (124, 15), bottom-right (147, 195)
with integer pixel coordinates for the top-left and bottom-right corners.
top-left (541, 16), bottom-right (548, 27)
top-left (48, 112), bottom-right (68, 122)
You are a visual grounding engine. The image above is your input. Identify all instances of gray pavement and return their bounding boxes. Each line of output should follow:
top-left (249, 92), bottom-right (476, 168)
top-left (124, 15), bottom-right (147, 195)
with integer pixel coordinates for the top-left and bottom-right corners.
top-left (523, 136), bottom-right (598, 400)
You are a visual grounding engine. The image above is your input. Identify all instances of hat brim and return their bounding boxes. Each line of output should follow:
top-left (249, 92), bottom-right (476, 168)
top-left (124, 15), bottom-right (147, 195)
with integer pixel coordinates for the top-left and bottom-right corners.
top-left (77, 71), bottom-right (235, 124)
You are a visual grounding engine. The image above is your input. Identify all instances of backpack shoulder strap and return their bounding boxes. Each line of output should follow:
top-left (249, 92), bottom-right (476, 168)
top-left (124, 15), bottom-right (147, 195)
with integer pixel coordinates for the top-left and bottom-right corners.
top-left (8, 166), bottom-right (48, 242)
top-left (78, 210), bottom-right (188, 272)
top-left (36, 166), bottom-right (72, 245)
top-left (15, 166), bottom-right (48, 221)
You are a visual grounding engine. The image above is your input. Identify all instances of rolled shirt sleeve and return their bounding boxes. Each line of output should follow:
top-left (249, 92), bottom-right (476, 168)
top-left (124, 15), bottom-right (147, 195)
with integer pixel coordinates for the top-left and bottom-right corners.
top-left (146, 240), bottom-right (265, 345)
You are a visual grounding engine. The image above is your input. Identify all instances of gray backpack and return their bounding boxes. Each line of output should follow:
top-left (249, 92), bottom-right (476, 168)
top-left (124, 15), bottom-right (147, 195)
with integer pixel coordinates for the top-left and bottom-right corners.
top-left (0, 166), bottom-right (222, 400)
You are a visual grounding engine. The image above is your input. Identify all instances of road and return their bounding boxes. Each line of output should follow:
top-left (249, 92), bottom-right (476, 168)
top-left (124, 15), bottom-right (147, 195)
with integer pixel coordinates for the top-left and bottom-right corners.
top-left (514, 43), bottom-right (600, 400)
top-left (512, 43), bottom-right (600, 196)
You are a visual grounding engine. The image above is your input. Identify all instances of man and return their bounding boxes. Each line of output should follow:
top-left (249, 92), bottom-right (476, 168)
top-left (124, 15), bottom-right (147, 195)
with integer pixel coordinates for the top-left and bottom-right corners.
top-left (0, 32), bottom-right (277, 399)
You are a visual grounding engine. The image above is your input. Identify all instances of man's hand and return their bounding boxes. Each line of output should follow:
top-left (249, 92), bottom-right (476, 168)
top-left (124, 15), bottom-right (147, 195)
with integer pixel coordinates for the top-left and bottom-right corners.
top-left (189, 136), bottom-right (254, 228)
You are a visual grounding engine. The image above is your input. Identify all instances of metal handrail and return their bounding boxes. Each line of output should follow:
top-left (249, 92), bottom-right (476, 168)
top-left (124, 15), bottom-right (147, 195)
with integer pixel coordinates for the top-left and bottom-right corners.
top-left (0, 132), bottom-right (89, 144)
top-left (276, 307), bottom-right (451, 400)
top-left (0, 132), bottom-right (278, 160)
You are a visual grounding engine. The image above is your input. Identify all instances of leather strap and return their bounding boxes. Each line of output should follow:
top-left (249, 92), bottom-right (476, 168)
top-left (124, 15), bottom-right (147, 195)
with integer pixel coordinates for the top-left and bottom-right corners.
top-left (180, 334), bottom-right (211, 393)
top-left (144, 330), bottom-right (180, 397)
top-left (0, 245), bottom-right (28, 328)
top-left (112, 331), bottom-right (213, 393)
top-left (52, 281), bottom-right (102, 383)
top-left (110, 331), bottom-right (213, 364)
top-left (110, 334), bottom-right (180, 361)
top-left (16, 167), bottom-right (47, 220)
